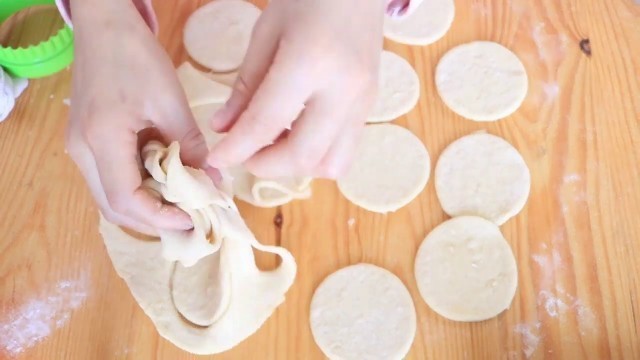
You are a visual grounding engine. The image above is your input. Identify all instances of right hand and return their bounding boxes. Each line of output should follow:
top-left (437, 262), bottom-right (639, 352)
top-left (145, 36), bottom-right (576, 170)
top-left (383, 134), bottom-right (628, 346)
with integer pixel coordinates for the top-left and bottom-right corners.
top-left (65, 0), bottom-right (208, 234)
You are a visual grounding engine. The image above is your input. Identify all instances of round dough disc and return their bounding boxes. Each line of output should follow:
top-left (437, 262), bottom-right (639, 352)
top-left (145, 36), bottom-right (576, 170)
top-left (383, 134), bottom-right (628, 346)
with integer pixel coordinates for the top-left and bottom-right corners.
top-left (337, 124), bottom-right (430, 213)
top-left (435, 41), bottom-right (528, 121)
top-left (368, 51), bottom-right (420, 123)
top-left (414, 216), bottom-right (518, 322)
top-left (384, 0), bottom-right (455, 46)
top-left (184, 0), bottom-right (261, 72)
top-left (435, 132), bottom-right (530, 225)
top-left (310, 264), bottom-right (416, 360)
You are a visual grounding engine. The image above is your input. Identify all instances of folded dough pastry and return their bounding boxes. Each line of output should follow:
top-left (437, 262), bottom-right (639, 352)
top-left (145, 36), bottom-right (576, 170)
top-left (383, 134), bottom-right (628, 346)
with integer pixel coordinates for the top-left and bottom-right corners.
top-left (99, 140), bottom-right (297, 354)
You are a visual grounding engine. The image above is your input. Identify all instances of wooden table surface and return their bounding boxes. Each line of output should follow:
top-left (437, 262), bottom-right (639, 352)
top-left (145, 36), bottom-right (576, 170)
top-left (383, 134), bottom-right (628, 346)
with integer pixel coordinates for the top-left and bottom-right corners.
top-left (1, 0), bottom-right (639, 359)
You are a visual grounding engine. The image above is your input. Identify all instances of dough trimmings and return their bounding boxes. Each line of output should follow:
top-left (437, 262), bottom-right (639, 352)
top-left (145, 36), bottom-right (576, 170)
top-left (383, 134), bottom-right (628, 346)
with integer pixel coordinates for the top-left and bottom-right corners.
top-left (434, 132), bottom-right (531, 225)
top-left (310, 263), bottom-right (416, 360)
top-left (435, 41), bottom-right (528, 122)
top-left (414, 216), bottom-right (518, 322)
top-left (100, 141), bottom-right (296, 354)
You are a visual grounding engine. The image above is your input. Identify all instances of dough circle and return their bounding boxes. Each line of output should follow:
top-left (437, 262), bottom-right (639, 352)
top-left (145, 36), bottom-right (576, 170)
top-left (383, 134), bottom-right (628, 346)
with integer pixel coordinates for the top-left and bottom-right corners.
top-left (184, 0), bottom-right (261, 72)
top-left (368, 51), bottom-right (420, 123)
top-left (435, 41), bottom-right (528, 121)
top-left (435, 132), bottom-right (530, 225)
top-left (337, 124), bottom-right (430, 213)
top-left (414, 216), bottom-right (518, 322)
top-left (384, 0), bottom-right (455, 46)
top-left (310, 263), bottom-right (416, 360)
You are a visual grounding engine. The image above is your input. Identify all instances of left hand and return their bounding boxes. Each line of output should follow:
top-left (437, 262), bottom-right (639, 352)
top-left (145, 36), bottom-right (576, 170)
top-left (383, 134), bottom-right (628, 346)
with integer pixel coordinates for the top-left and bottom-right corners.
top-left (206, 0), bottom-right (385, 179)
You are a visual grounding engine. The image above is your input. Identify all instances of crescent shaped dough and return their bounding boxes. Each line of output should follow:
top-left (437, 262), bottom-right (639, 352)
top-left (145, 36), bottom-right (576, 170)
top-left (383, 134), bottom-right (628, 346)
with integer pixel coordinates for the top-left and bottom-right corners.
top-left (100, 141), bottom-right (296, 354)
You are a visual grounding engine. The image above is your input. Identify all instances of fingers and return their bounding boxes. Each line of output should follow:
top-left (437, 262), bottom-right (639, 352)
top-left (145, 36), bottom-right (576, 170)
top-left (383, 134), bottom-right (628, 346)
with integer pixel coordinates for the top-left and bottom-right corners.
top-left (207, 54), bottom-right (312, 168)
top-left (244, 94), bottom-right (349, 178)
top-left (65, 128), bottom-right (158, 235)
top-left (85, 124), bottom-right (193, 231)
top-left (317, 120), bottom-right (364, 178)
top-left (210, 14), bottom-right (281, 133)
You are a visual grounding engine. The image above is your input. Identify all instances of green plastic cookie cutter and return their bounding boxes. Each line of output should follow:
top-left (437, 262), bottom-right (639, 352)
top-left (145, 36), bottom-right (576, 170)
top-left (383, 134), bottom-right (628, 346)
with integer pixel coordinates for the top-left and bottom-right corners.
top-left (0, 0), bottom-right (74, 78)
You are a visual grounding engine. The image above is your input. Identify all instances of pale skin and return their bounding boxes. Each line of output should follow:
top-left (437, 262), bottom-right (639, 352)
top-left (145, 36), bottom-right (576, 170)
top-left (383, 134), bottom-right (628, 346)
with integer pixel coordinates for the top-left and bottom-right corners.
top-left (65, 0), bottom-right (386, 234)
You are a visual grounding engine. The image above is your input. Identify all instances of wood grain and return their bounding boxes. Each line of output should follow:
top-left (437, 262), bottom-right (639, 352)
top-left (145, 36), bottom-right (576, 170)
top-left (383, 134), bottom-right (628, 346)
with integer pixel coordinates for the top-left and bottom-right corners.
top-left (1, 0), bottom-right (639, 359)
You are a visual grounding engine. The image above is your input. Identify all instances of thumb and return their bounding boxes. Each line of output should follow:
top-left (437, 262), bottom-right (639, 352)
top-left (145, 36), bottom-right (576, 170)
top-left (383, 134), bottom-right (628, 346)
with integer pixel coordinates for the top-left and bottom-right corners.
top-left (210, 16), bottom-right (280, 133)
top-left (156, 106), bottom-right (209, 168)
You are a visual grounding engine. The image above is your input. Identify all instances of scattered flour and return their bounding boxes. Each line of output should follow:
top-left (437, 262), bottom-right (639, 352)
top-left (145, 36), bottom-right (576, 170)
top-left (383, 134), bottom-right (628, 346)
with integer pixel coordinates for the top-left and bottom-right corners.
top-left (542, 82), bottom-right (560, 102)
top-left (513, 322), bottom-right (541, 358)
top-left (347, 218), bottom-right (356, 228)
top-left (62, 98), bottom-right (71, 106)
top-left (0, 276), bottom-right (89, 356)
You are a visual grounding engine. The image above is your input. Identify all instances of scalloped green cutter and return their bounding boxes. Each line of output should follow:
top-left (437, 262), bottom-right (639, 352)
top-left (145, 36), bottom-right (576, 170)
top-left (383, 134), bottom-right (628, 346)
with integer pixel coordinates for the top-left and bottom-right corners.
top-left (0, 0), bottom-right (73, 78)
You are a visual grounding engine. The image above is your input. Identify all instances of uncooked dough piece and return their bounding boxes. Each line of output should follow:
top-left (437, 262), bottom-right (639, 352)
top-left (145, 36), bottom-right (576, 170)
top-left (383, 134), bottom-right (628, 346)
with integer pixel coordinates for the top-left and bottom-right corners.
top-left (177, 62), bottom-right (232, 107)
top-left (337, 124), bottom-right (430, 213)
top-left (368, 51), bottom-right (420, 123)
top-left (207, 71), bottom-right (238, 87)
top-left (310, 264), bottom-right (416, 360)
top-left (435, 41), bottom-right (528, 122)
top-left (229, 166), bottom-right (312, 208)
top-left (184, 0), bottom-right (260, 72)
top-left (435, 132), bottom-right (530, 225)
top-left (192, 103), bottom-right (226, 147)
top-left (100, 141), bottom-right (297, 354)
top-left (384, 0), bottom-right (455, 46)
top-left (414, 216), bottom-right (518, 322)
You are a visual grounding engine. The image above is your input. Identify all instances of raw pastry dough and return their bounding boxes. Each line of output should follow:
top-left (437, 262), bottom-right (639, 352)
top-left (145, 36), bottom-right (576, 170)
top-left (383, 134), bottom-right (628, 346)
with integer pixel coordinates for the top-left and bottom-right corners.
top-left (337, 124), bottom-right (430, 213)
top-left (368, 51), bottom-right (420, 123)
top-left (100, 140), bottom-right (297, 354)
top-left (414, 216), bottom-right (518, 322)
top-left (183, 0), bottom-right (260, 72)
top-left (177, 62), bottom-right (232, 107)
top-left (434, 132), bottom-right (530, 225)
top-left (207, 71), bottom-right (238, 87)
top-left (435, 41), bottom-right (528, 122)
top-left (230, 166), bottom-right (312, 208)
top-left (310, 264), bottom-right (416, 360)
top-left (384, 0), bottom-right (455, 46)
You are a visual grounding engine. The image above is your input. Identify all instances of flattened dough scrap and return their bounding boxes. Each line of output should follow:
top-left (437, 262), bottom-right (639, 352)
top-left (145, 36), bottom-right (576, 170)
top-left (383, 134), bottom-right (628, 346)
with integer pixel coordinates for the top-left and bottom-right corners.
top-left (230, 166), bottom-right (312, 208)
top-left (100, 141), bottom-right (296, 354)
top-left (384, 0), bottom-right (455, 46)
top-left (435, 132), bottom-right (530, 225)
top-left (414, 216), bottom-right (518, 322)
top-left (368, 51), bottom-right (420, 123)
top-left (310, 264), bottom-right (416, 360)
top-left (435, 41), bottom-right (528, 121)
top-left (177, 62), bottom-right (232, 107)
top-left (337, 124), bottom-right (430, 213)
top-left (184, 0), bottom-right (260, 72)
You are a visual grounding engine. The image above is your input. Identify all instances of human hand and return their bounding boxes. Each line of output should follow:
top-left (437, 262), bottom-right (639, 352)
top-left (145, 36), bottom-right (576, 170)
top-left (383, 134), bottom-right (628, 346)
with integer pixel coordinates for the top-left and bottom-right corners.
top-left (207, 0), bottom-right (385, 179)
top-left (65, 0), bottom-right (208, 234)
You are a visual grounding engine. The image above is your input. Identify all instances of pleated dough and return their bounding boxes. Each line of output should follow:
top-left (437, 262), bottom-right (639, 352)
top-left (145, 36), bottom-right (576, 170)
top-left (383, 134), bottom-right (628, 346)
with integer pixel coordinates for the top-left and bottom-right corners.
top-left (414, 216), bottom-right (518, 322)
top-left (368, 51), bottom-right (420, 123)
top-left (384, 0), bottom-right (455, 46)
top-left (310, 264), bottom-right (416, 360)
top-left (183, 0), bottom-right (260, 72)
top-left (337, 124), bottom-right (430, 213)
top-left (435, 41), bottom-right (528, 122)
top-left (434, 132), bottom-right (530, 225)
top-left (100, 141), bottom-right (296, 354)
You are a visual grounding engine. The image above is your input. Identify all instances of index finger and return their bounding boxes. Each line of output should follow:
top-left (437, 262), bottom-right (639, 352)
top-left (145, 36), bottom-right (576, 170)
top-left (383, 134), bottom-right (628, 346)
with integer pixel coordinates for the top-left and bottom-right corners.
top-left (206, 56), bottom-right (313, 168)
